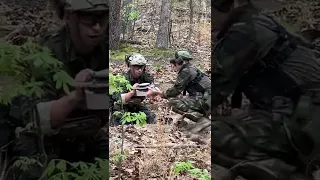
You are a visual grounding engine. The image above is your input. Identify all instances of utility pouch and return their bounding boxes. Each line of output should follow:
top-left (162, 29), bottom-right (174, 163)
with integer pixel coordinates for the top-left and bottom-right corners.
top-left (58, 115), bottom-right (101, 138)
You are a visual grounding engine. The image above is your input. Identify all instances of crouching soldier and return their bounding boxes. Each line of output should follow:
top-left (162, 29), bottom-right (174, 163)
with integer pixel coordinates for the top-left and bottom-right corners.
top-left (146, 50), bottom-right (211, 123)
top-left (110, 53), bottom-right (156, 125)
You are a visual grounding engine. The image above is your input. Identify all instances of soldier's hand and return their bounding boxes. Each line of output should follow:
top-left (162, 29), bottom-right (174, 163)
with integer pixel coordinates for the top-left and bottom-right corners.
top-left (132, 83), bottom-right (139, 92)
top-left (73, 69), bottom-right (94, 102)
top-left (146, 87), bottom-right (160, 98)
top-left (75, 69), bottom-right (95, 87)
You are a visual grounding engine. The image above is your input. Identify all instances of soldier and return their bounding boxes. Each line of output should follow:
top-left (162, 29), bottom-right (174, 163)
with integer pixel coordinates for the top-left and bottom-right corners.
top-left (147, 50), bottom-right (211, 123)
top-left (201, 0), bottom-right (320, 179)
top-left (110, 53), bottom-right (156, 125)
top-left (5, 0), bottom-right (109, 179)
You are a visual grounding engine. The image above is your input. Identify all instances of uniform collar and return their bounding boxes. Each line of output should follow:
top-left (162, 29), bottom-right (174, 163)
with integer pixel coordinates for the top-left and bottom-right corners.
top-left (178, 63), bottom-right (191, 74)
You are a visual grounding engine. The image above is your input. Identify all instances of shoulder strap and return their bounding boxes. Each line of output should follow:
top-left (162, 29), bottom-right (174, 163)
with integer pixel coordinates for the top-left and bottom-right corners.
top-left (183, 67), bottom-right (206, 95)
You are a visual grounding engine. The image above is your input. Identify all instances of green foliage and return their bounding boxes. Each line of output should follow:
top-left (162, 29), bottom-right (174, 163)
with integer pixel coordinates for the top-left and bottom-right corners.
top-left (120, 112), bottom-right (147, 126)
top-left (109, 44), bottom-right (137, 61)
top-left (197, 66), bottom-right (205, 73)
top-left (173, 161), bottom-right (211, 180)
top-left (110, 43), bottom-right (174, 61)
top-left (124, 3), bottom-right (140, 21)
top-left (109, 73), bottom-right (132, 95)
top-left (173, 161), bottom-right (194, 174)
top-left (39, 158), bottom-right (108, 180)
top-left (3, 40), bottom-right (106, 180)
top-left (13, 157), bottom-right (43, 171)
top-left (110, 73), bottom-right (147, 126)
top-left (0, 40), bottom-right (73, 104)
top-left (14, 122), bottom-right (36, 138)
top-left (111, 150), bottom-right (128, 164)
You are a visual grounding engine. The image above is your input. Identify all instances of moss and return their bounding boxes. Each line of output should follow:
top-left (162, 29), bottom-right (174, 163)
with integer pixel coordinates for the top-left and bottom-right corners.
top-left (146, 48), bottom-right (174, 58)
top-left (110, 44), bottom-right (138, 61)
top-left (110, 43), bottom-right (175, 61)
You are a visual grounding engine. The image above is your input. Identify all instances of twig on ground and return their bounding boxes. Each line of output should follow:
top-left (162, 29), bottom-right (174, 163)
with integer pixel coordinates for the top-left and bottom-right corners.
top-left (134, 144), bottom-right (202, 149)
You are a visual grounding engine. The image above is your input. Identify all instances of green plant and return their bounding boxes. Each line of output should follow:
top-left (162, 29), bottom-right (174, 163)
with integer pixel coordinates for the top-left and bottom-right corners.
top-left (173, 161), bottom-right (211, 180)
top-left (40, 158), bottom-right (108, 180)
top-left (124, 3), bottom-right (140, 21)
top-left (109, 74), bottom-right (147, 126)
top-left (109, 74), bottom-right (132, 95)
top-left (109, 73), bottom-right (148, 179)
top-left (1, 41), bottom-right (108, 180)
top-left (0, 40), bottom-right (73, 104)
top-left (111, 150), bottom-right (127, 164)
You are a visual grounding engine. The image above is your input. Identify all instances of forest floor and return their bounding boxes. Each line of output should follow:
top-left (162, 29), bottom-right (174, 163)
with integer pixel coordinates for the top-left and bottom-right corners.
top-left (109, 0), bottom-right (320, 179)
top-left (1, 0), bottom-right (320, 179)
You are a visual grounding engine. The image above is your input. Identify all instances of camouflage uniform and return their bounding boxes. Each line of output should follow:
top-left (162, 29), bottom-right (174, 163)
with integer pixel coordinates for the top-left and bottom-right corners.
top-left (208, 2), bottom-right (320, 179)
top-left (111, 70), bottom-right (156, 125)
top-left (5, 1), bottom-right (109, 179)
top-left (165, 51), bottom-right (211, 119)
top-left (37, 25), bottom-right (108, 160)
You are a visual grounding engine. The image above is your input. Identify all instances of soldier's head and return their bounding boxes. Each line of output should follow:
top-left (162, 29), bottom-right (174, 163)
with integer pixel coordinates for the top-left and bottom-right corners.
top-left (125, 53), bottom-right (148, 79)
top-left (212, 0), bottom-right (249, 31)
top-left (170, 50), bottom-right (192, 72)
top-left (52, 0), bottom-right (108, 53)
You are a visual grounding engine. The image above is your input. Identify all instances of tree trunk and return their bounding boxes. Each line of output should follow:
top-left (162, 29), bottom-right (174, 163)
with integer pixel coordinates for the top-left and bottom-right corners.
top-left (155, 0), bottom-right (172, 48)
top-left (197, 0), bottom-right (202, 23)
top-left (128, 0), bottom-right (136, 40)
top-left (187, 0), bottom-right (194, 40)
top-left (109, 0), bottom-right (122, 50)
top-left (121, 0), bottom-right (133, 40)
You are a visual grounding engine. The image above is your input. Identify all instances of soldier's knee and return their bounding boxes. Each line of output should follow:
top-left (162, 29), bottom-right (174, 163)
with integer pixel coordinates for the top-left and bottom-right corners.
top-left (211, 121), bottom-right (250, 157)
top-left (168, 99), bottom-right (189, 112)
top-left (168, 98), bottom-right (179, 106)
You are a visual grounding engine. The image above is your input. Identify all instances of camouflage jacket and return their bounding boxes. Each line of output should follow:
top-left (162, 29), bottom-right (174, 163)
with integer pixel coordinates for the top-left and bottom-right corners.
top-left (212, 3), bottom-right (320, 110)
top-left (122, 70), bottom-right (154, 88)
top-left (36, 26), bottom-right (108, 133)
top-left (111, 70), bottom-right (154, 111)
top-left (39, 26), bottom-right (108, 99)
top-left (164, 63), bottom-right (211, 99)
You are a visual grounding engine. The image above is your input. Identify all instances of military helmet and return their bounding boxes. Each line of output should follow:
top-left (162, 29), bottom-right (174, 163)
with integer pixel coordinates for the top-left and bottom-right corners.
top-left (212, 0), bottom-right (234, 12)
top-left (170, 50), bottom-right (193, 63)
top-left (64, 0), bottom-right (109, 12)
top-left (126, 53), bottom-right (148, 66)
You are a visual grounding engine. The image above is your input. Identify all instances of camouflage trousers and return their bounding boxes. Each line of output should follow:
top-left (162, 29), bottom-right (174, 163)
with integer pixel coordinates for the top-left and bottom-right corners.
top-left (5, 129), bottom-right (109, 180)
top-left (211, 109), bottom-right (301, 180)
top-left (209, 97), bottom-right (316, 180)
top-left (168, 92), bottom-right (211, 118)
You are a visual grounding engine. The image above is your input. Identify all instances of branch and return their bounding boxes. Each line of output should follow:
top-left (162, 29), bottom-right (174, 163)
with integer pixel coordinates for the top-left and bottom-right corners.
top-left (134, 144), bottom-right (203, 149)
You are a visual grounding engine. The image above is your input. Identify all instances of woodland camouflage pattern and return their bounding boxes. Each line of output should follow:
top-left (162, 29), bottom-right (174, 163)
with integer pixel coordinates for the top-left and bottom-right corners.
top-left (110, 70), bottom-right (156, 125)
top-left (205, 3), bottom-right (320, 179)
top-left (164, 63), bottom-right (211, 118)
top-left (5, 27), bottom-right (109, 180)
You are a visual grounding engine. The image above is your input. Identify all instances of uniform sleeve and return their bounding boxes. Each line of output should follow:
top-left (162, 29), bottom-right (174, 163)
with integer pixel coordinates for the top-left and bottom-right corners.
top-left (36, 101), bottom-right (59, 135)
top-left (164, 68), bottom-right (193, 98)
top-left (35, 36), bottom-right (65, 135)
top-left (211, 23), bottom-right (258, 108)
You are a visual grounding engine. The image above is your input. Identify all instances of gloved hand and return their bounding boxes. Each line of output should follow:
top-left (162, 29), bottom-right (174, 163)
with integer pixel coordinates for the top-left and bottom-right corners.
top-left (146, 86), bottom-right (161, 99)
